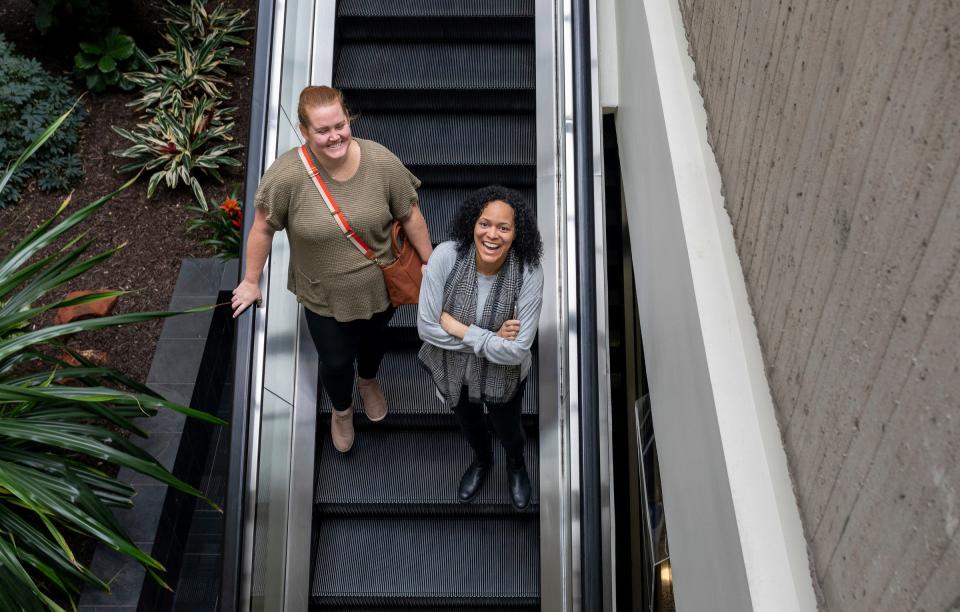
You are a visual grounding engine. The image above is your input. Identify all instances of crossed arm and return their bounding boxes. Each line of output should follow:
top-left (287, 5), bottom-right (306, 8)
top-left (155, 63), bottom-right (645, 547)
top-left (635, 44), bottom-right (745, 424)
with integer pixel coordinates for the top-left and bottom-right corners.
top-left (418, 243), bottom-right (544, 366)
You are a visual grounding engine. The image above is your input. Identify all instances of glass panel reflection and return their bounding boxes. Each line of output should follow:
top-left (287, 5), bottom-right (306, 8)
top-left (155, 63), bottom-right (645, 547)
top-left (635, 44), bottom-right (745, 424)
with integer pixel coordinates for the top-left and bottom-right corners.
top-left (250, 389), bottom-right (293, 611)
top-left (636, 394), bottom-right (675, 611)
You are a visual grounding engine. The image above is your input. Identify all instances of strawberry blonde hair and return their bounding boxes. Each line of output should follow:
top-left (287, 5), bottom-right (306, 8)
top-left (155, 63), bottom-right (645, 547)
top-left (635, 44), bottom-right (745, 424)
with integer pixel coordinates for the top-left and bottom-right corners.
top-left (297, 86), bottom-right (356, 128)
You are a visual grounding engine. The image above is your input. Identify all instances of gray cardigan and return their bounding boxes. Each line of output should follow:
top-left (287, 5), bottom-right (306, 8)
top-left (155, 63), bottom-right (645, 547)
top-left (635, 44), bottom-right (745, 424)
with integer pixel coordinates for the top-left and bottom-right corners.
top-left (417, 241), bottom-right (544, 381)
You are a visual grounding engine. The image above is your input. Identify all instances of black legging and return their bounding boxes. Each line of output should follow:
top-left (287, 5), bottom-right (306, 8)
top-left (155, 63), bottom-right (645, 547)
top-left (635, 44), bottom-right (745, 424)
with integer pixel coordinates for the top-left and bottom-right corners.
top-left (452, 379), bottom-right (527, 465)
top-left (304, 307), bottom-right (394, 411)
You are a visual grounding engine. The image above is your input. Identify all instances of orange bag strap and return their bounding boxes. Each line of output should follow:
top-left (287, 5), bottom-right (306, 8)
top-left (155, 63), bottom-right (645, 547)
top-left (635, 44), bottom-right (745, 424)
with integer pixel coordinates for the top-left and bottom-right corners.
top-left (298, 145), bottom-right (382, 266)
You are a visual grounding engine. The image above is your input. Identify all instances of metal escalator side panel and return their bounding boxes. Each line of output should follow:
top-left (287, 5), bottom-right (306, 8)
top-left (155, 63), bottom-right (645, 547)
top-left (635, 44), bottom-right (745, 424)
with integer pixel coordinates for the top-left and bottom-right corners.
top-left (533, 0), bottom-right (572, 610)
top-left (228, 0), bottom-right (338, 610)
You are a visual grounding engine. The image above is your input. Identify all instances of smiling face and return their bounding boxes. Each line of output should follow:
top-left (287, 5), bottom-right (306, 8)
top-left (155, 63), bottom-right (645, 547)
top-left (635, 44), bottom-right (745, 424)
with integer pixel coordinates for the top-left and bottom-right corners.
top-left (473, 200), bottom-right (516, 275)
top-left (299, 102), bottom-right (352, 166)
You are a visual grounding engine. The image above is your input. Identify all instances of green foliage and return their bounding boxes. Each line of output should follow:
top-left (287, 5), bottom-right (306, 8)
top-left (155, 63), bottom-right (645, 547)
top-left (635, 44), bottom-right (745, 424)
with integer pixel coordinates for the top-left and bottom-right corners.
top-left (187, 185), bottom-right (242, 260)
top-left (113, 0), bottom-right (249, 210)
top-left (113, 96), bottom-right (241, 209)
top-left (125, 27), bottom-right (241, 114)
top-left (0, 108), bottom-right (224, 610)
top-left (163, 0), bottom-right (252, 48)
top-left (73, 28), bottom-right (141, 93)
top-left (31, 0), bottom-right (114, 36)
top-left (0, 35), bottom-right (86, 209)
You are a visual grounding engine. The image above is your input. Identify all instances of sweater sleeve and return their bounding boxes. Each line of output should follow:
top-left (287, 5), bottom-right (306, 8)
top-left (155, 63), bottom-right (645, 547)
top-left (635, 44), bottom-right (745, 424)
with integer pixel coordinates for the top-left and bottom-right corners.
top-left (253, 151), bottom-right (294, 231)
top-left (462, 264), bottom-right (544, 365)
top-left (417, 242), bottom-right (471, 352)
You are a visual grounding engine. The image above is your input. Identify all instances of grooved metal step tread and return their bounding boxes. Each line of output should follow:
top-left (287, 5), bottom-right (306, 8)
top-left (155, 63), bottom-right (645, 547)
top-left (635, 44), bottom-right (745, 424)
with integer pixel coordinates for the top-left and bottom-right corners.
top-left (336, 43), bottom-right (534, 91)
top-left (337, 15), bottom-right (534, 45)
top-left (310, 518), bottom-right (539, 606)
top-left (315, 428), bottom-right (539, 515)
top-left (338, 0), bottom-right (534, 18)
top-left (317, 351), bottom-right (539, 417)
top-left (389, 303), bottom-right (419, 329)
top-left (352, 114), bottom-right (535, 168)
top-left (313, 607), bottom-right (536, 612)
top-left (342, 87), bottom-right (535, 113)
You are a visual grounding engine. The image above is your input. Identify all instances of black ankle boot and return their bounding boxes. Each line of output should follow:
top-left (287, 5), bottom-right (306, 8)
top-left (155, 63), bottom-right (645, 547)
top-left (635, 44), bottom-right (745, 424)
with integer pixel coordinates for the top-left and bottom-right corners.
top-left (507, 460), bottom-right (531, 510)
top-left (458, 456), bottom-right (492, 502)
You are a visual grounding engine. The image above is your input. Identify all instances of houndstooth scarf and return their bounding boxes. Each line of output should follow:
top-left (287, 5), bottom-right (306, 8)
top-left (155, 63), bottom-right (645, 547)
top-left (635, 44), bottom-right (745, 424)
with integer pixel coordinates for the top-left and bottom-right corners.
top-left (419, 245), bottom-right (523, 406)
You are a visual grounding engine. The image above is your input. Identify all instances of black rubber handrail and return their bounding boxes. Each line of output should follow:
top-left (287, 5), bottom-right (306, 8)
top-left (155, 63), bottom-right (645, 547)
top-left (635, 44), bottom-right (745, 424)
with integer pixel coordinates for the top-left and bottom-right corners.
top-left (572, 0), bottom-right (604, 609)
top-left (221, 0), bottom-right (276, 608)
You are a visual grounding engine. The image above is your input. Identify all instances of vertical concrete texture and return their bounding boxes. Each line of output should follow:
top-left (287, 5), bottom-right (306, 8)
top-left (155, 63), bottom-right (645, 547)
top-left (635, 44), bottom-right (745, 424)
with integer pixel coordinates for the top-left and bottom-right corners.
top-left (675, 0), bottom-right (960, 610)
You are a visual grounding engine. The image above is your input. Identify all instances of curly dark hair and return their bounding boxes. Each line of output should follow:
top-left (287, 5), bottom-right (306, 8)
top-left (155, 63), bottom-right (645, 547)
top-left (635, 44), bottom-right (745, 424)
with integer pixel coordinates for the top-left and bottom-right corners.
top-left (449, 185), bottom-right (543, 271)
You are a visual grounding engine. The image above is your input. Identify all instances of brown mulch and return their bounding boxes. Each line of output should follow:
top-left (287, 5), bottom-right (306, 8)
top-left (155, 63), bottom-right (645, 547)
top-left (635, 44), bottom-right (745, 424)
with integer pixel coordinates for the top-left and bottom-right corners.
top-left (0, 0), bottom-right (256, 384)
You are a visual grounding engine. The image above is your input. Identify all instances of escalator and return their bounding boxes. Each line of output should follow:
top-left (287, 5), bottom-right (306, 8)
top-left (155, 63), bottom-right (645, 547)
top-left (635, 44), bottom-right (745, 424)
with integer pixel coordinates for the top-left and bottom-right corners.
top-left (222, 0), bottom-right (612, 609)
top-left (309, 2), bottom-right (539, 608)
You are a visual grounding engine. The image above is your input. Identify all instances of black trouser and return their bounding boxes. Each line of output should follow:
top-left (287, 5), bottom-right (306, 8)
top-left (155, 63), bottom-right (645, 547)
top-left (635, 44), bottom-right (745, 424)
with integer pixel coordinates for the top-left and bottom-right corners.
top-left (304, 307), bottom-right (394, 411)
top-left (452, 379), bottom-right (527, 467)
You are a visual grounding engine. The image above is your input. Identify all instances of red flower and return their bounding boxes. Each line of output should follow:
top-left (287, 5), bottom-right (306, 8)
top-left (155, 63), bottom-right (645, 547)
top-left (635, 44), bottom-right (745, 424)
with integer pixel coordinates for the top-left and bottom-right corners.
top-left (220, 198), bottom-right (240, 214)
top-left (215, 194), bottom-right (243, 232)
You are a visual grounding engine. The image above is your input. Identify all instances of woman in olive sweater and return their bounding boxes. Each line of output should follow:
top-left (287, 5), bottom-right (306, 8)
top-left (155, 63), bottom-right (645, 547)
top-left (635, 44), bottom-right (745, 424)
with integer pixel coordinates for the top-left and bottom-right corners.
top-left (232, 85), bottom-right (433, 453)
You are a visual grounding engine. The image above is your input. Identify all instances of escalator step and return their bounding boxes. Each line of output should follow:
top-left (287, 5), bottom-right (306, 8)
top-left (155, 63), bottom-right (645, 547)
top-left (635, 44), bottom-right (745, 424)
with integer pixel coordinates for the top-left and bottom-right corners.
top-left (337, 0), bottom-right (534, 43)
top-left (343, 87), bottom-right (534, 113)
top-left (315, 428), bottom-right (539, 515)
top-left (315, 607), bottom-right (535, 612)
top-left (338, 16), bottom-right (534, 43)
top-left (412, 165), bottom-right (537, 188)
top-left (418, 187), bottom-right (471, 244)
top-left (390, 303), bottom-right (419, 329)
top-left (352, 114), bottom-right (535, 184)
top-left (338, 0), bottom-right (534, 18)
top-left (310, 518), bottom-right (539, 607)
top-left (317, 351), bottom-right (540, 419)
top-left (337, 43), bottom-right (533, 102)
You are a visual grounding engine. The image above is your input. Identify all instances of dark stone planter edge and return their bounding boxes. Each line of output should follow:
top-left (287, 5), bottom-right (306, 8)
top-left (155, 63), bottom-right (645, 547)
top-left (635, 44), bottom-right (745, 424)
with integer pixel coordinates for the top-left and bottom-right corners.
top-left (78, 258), bottom-right (238, 611)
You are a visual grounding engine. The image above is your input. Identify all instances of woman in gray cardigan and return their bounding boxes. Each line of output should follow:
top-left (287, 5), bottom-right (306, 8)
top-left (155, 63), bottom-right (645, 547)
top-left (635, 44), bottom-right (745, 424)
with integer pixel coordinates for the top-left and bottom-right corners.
top-left (418, 186), bottom-right (544, 510)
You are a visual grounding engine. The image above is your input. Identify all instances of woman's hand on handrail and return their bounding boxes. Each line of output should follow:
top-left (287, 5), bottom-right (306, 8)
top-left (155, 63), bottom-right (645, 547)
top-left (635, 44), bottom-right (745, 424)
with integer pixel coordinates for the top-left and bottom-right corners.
top-left (232, 280), bottom-right (262, 318)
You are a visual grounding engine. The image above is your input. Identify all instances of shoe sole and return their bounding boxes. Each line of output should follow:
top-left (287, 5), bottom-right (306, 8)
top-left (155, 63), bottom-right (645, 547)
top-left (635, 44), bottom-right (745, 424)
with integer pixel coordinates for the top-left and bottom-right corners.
top-left (458, 489), bottom-right (482, 503)
top-left (358, 380), bottom-right (387, 422)
top-left (365, 410), bottom-right (387, 422)
top-left (511, 499), bottom-right (530, 511)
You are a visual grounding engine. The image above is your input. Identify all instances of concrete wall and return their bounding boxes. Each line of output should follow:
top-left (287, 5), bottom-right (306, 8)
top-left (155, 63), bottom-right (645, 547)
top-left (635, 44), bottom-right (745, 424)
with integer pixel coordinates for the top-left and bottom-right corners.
top-left (675, 0), bottom-right (960, 609)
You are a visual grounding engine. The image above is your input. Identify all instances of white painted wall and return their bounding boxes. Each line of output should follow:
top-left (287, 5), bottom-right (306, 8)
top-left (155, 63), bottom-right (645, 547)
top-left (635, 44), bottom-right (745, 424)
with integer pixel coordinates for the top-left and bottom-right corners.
top-left (596, 0), bottom-right (619, 110)
top-left (608, 0), bottom-right (818, 610)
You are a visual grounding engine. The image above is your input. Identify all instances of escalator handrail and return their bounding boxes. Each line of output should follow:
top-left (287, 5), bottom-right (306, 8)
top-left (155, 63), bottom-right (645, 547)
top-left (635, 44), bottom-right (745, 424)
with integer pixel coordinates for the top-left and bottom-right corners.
top-left (572, 0), bottom-right (604, 608)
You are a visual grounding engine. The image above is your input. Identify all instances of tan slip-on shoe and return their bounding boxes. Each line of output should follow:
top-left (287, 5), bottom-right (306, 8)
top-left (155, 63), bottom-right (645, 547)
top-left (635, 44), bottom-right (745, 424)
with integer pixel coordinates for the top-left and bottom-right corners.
top-left (331, 405), bottom-right (355, 453)
top-left (357, 377), bottom-right (388, 422)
